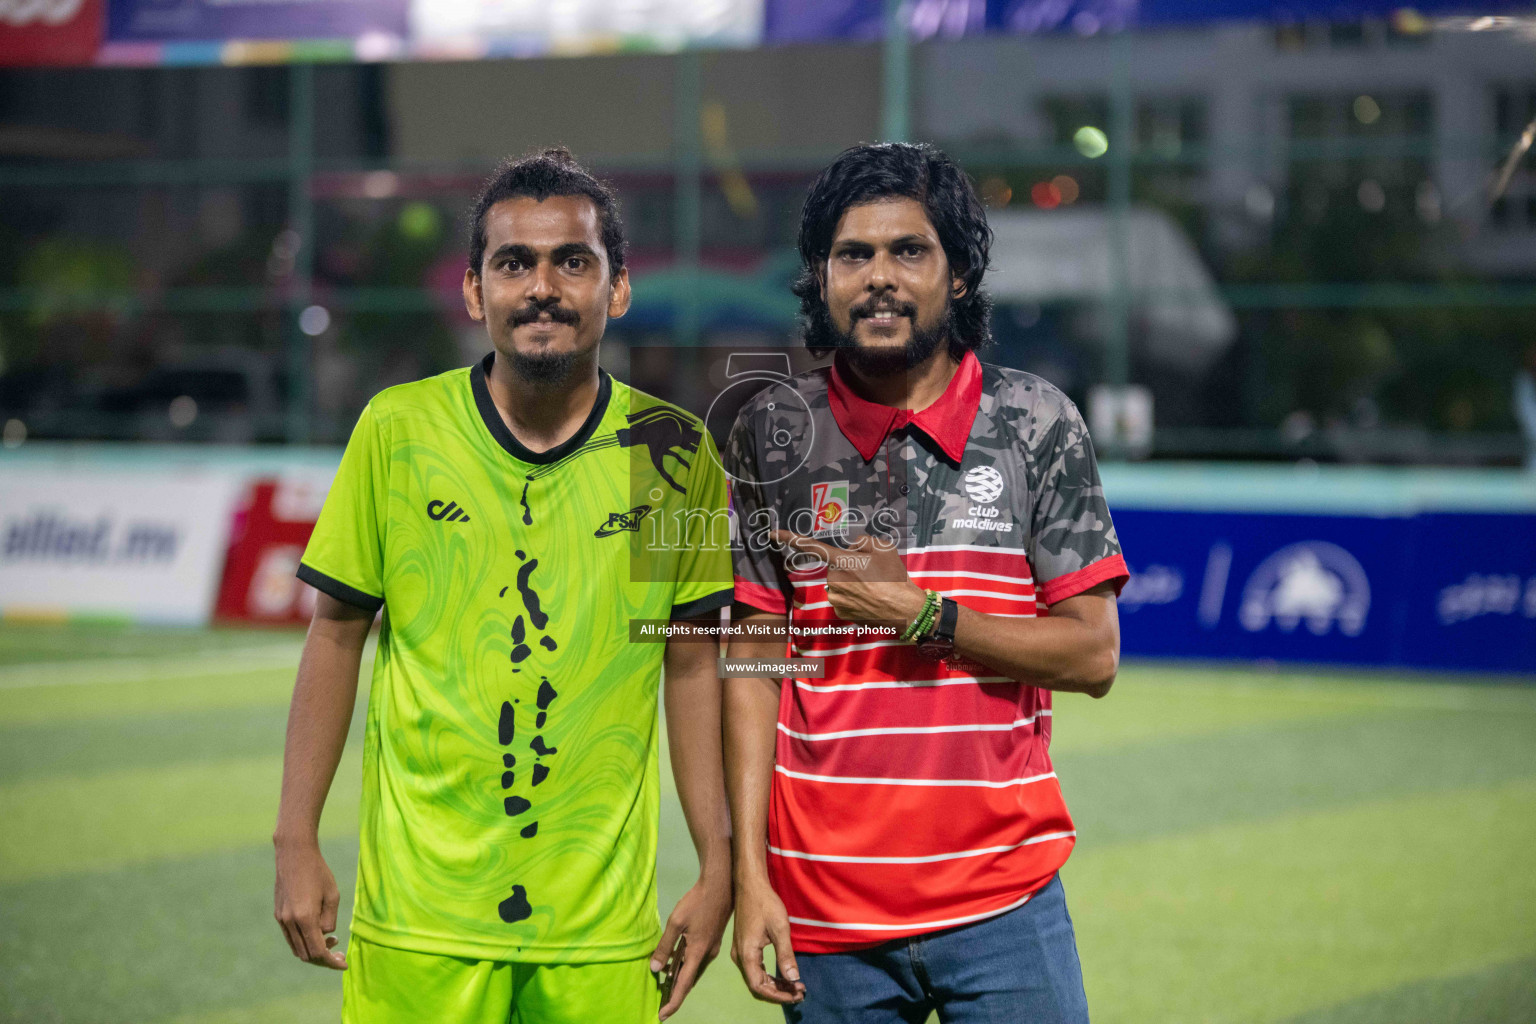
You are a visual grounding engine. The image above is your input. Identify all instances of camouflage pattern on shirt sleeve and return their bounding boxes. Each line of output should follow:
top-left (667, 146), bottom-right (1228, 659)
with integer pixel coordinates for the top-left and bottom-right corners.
top-left (1010, 378), bottom-right (1126, 603)
top-left (724, 401), bottom-right (791, 614)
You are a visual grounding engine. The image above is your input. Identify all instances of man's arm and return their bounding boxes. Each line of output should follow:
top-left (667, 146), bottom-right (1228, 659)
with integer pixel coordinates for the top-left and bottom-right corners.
top-left (949, 582), bottom-right (1120, 698)
top-left (272, 593), bottom-right (372, 970)
top-left (776, 531), bottom-right (1120, 698)
top-left (652, 615), bottom-right (734, 1021)
top-left (724, 606), bottom-right (806, 1006)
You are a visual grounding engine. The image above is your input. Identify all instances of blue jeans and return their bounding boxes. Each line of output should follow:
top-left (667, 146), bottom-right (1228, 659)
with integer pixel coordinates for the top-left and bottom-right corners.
top-left (785, 874), bottom-right (1090, 1024)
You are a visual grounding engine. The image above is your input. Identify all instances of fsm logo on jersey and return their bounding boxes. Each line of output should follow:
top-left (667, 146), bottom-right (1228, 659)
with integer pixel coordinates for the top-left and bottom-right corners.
top-left (1238, 541), bottom-right (1371, 637)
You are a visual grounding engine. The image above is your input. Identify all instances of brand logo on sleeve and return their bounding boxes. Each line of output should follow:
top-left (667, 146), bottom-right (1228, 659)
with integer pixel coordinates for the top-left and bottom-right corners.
top-left (427, 499), bottom-right (471, 523)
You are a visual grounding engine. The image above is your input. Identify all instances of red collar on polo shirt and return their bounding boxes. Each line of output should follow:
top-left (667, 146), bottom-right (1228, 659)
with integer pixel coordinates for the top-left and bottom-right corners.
top-left (827, 350), bottom-right (983, 464)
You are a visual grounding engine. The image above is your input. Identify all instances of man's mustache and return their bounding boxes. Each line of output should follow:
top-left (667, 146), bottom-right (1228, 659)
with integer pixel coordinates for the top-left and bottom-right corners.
top-left (850, 298), bottom-right (916, 321)
top-left (509, 300), bottom-right (581, 327)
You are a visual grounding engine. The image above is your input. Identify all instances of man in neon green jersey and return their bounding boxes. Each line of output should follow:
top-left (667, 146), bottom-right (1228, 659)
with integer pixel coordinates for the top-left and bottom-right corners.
top-left (273, 148), bottom-right (734, 1024)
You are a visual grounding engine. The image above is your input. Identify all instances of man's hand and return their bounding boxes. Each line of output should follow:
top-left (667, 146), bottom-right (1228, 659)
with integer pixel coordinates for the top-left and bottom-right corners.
top-left (273, 838), bottom-right (346, 970)
top-left (651, 873), bottom-right (732, 1020)
top-left (273, 593), bottom-right (369, 971)
top-left (730, 875), bottom-right (805, 1005)
top-left (659, 612), bottom-right (734, 1019)
top-left (771, 530), bottom-right (926, 626)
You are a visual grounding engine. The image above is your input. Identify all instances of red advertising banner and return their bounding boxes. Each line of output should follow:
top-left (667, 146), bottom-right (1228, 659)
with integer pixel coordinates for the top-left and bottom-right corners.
top-left (0, 0), bottom-right (104, 66)
top-left (215, 477), bottom-right (323, 625)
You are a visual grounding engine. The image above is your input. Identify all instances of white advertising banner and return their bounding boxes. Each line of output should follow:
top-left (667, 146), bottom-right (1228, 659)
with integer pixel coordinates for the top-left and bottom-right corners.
top-left (0, 470), bottom-right (244, 625)
top-left (410, 0), bottom-right (763, 53)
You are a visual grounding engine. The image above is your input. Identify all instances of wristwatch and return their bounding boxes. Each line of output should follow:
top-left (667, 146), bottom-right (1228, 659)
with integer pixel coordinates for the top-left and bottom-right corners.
top-left (916, 597), bottom-right (958, 660)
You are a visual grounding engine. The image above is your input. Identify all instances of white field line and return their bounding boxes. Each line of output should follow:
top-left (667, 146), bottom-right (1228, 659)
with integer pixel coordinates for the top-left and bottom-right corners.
top-left (0, 644), bottom-right (306, 690)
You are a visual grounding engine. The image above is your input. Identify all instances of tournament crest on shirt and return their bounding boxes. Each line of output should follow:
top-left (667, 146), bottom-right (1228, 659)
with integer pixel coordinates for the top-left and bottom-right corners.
top-left (810, 480), bottom-right (850, 536)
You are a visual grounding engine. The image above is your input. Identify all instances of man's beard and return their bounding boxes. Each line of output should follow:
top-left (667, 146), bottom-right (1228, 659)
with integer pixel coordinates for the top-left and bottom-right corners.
top-left (825, 296), bottom-right (952, 377)
top-left (506, 299), bottom-right (583, 384)
top-left (509, 347), bottom-right (578, 384)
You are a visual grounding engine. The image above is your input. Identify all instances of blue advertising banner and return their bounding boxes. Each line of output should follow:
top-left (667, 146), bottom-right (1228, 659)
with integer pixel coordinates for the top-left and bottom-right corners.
top-left (765, 0), bottom-right (1532, 43)
top-left (1137, 0), bottom-right (1529, 24)
top-left (765, 0), bottom-right (1126, 43)
top-left (1115, 507), bottom-right (1536, 674)
top-left (107, 0), bottom-right (408, 44)
top-left (1398, 513), bottom-right (1536, 673)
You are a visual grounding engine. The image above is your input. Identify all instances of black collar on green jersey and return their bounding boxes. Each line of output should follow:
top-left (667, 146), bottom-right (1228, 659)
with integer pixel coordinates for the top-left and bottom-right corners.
top-left (470, 352), bottom-right (613, 465)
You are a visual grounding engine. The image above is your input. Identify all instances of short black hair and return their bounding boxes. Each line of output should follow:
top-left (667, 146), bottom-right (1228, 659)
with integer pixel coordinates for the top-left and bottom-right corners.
top-left (467, 147), bottom-right (627, 279)
top-left (794, 142), bottom-right (993, 358)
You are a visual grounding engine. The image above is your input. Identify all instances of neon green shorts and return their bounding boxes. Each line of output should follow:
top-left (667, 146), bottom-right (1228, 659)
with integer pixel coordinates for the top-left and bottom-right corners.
top-left (341, 935), bottom-right (663, 1024)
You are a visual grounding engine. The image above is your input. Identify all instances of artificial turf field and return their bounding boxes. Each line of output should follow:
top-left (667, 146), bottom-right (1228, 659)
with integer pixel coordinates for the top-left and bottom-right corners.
top-left (1, 624), bottom-right (1533, 1024)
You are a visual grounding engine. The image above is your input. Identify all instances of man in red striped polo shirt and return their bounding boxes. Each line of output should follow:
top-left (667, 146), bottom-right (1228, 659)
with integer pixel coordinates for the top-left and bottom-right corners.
top-left (722, 143), bottom-right (1127, 1023)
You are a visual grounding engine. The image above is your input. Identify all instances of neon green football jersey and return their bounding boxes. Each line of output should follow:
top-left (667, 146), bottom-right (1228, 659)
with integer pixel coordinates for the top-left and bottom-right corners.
top-left (298, 354), bottom-right (731, 963)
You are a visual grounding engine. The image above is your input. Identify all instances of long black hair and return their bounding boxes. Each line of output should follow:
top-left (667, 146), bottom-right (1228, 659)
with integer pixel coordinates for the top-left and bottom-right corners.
top-left (467, 147), bottom-right (627, 279)
top-left (794, 142), bottom-right (993, 358)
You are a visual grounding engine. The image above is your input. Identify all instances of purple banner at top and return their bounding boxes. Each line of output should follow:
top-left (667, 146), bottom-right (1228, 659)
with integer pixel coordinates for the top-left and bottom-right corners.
top-left (107, 0), bottom-right (408, 43)
top-left (766, 0), bottom-right (1531, 43)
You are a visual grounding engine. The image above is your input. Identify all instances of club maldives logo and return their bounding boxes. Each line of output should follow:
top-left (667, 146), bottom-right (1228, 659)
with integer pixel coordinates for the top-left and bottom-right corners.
top-left (811, 481), bottom-right (849, 533)
top-left (951, 464), bottom-right (1013, 533)
top-left (963, 465), bottom-right (1005, 505)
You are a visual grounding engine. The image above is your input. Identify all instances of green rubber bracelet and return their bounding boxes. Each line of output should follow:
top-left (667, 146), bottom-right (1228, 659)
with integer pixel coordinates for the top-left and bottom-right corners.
top-left (918, 598), bottom-right (939, 634)
top-left (901, 589), bottom-right (941, 642)
top-left (919, 590), bottom-right (941, 637)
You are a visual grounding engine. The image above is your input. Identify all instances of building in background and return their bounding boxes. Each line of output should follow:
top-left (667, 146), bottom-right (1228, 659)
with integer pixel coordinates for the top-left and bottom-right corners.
top-left (0, 15), bottom-right (1533, 460)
